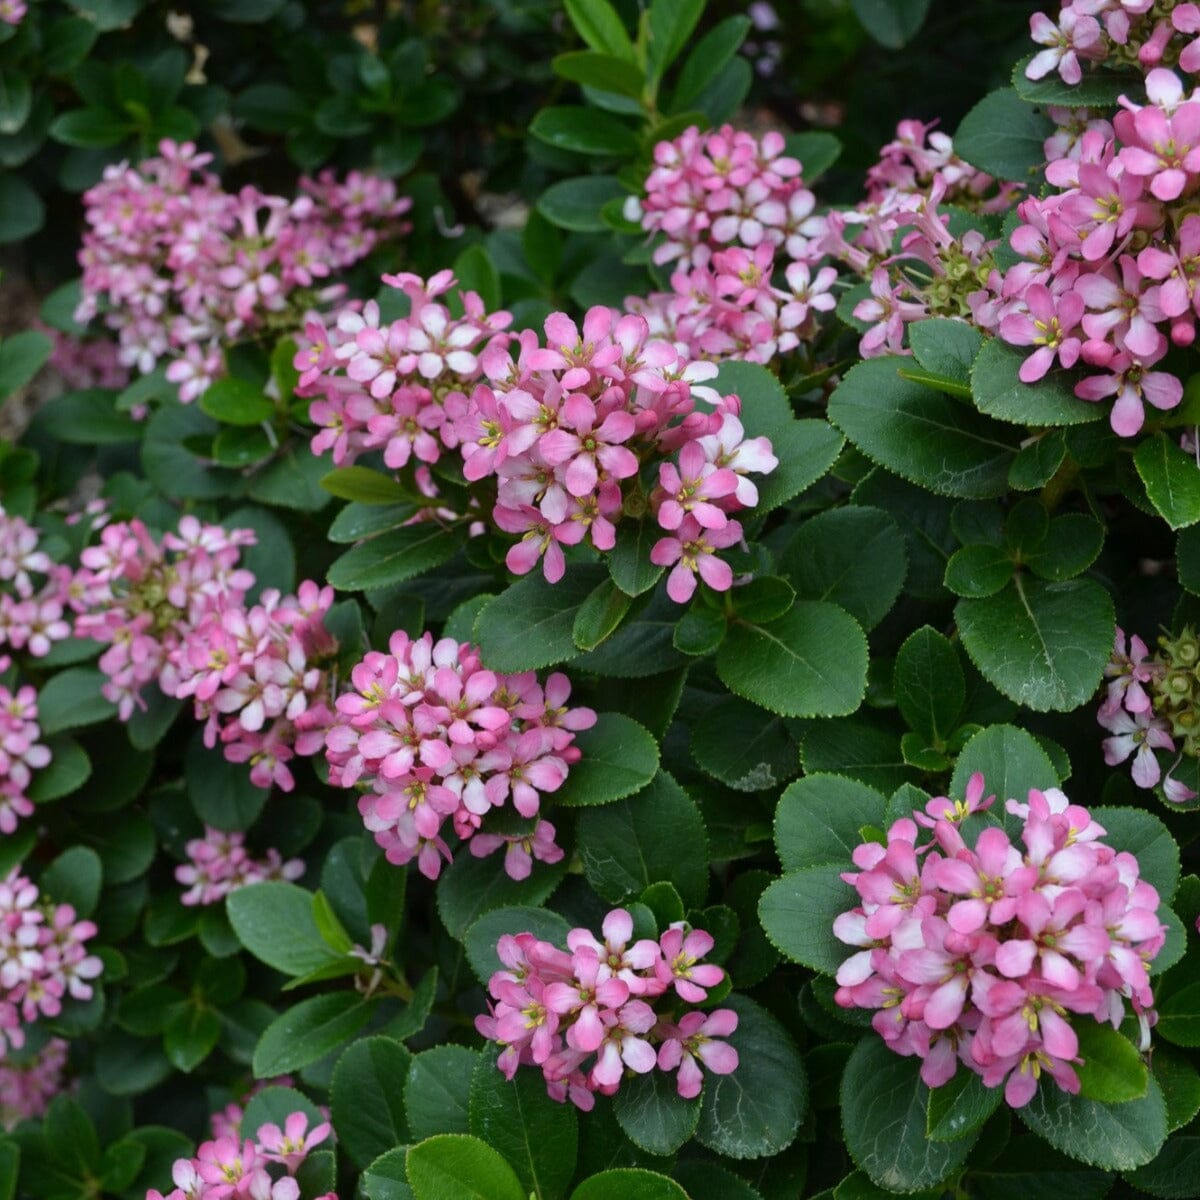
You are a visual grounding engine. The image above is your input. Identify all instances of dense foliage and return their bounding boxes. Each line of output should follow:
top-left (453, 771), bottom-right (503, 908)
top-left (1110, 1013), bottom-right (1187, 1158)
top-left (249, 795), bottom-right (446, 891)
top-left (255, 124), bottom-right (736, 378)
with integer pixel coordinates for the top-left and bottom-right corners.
top-left (4, 1), bottom-right (1200, 1198)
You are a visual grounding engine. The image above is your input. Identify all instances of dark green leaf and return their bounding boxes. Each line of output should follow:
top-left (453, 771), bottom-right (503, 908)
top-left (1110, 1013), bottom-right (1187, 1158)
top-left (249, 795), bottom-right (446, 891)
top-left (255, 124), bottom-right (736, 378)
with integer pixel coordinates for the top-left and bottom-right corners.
top-left (252, 994), bottom-right (374, 1077)
top-left (552, 713), bottom-right (661, 807)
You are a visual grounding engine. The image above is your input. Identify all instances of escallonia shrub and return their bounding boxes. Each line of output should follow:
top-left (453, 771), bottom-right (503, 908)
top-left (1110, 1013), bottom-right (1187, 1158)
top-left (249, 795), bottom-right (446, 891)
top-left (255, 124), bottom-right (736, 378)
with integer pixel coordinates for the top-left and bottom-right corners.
top-left (4, 0), bottom-right (1200, 1199)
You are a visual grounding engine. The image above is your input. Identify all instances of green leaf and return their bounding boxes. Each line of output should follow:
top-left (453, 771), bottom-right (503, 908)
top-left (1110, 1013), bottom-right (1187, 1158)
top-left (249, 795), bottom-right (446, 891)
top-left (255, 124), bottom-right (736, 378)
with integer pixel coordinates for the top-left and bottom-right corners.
top-left (328, 502), bottom-right (414, 543)
top-left (320, 467), bottom-right (414, 505)
top-left (405, 1134), bottom-right (524, 1200)
top-left (1094, 807), bottom-right (1179, 903)
top-left (944, 543), bottom-right (1013, 598)
top-left (774, 774), bottom-right (887, 873)
top-left (199, 377), bottom-right (275, 425)
top-left (1158, 983), bottom-right (1200, 1048)
top-left (716, 602), bottom-right (869, 718)
top-left (252, 994), bottom-right (374, 1077)
top-left (0, 331), bottom-right (51, 397)
top-left (571, 1169), bottom-right (689, 1200)
top-left (1153, 1048), bottom-right (1200, 1131)
top-left (242, 1087), bottom-right (325, 1141)
top-left (1135, 433), bottom-right (1200, 529)
top-left (453, 244), bottom-right (502, 312)
top-left (362, 1147), bottom-right (414, 1200)
top-left (531, 106), bottom-right (638, 156)
top-left (327, 524), bottom-right (461, 591)
top-left (573, 577), bottom-right (633, 650)
top-left (41, 846), bottom-right (102, 917)
top-left (758, 865), bottom-right (856, 974)
top-left (577, 770), bottom-right (709, 907)
top-left (470, 1048), bottom-right (579, 1199)
top-left (970, 339), bottom-right (1103, 427)
top-left (949, 724), bottom-right (1059, 831)
top-left (463, 907), bottom-right (572, 986)
top-left (537, 174), bottom-right (626, 231)
top-left (894, 626), bottom-right (965, 744)
top-left (563, 0), bottom-right (635, 60)
top-left (956, 576), bottom-right (1114, 712)
top-left (691, 696), bottom-right (798, 792)
top-left (849, 0), bottom-right (930, 46)
top-left (648, 0), bottom-right (704, 77)
top-left (783, 507), bottom-right (907, 630)
top-left (1125, 1132), bottom-right (1200, 1199)
top-left (730, 577), bottom-right (795, 623)
top-left (406, 1047), bottom-right (478, 1140)
top-left (331, 1037), bottom-right (412, 1168)
top-left (185, 736), bottom-right (267, 831)
top-left (1023, 514), bottom-right (1105, 581)
top-left (1010, 432), bottom-right (1068, 492)
top-left (0, 174), bottom-right (44, 243)
top-left (829, 358), bottom-right (1016, 498)
top-left (49, 106), bottom-right (132, 147)
top-left (711, 363), bottom-right (844, 512)
top-left (227, 882), bottom-right (345, 978)
top-left (36, 388), bottom-right (142, 444)
top-left (142, 403), bottom-right (234, 500)
top-left (841, 1038), bottom-right (977, 1191)
top-left (473, 569), bottom-right (600, 671)
top-left (613, 1070), bottom-right (700, 1156)
top-left (1019, 1077), bottom-right (1168, 1170)
top-left (552, 713), bottom-right (661, 807)
top-left (908, 319), bottom-right (983, 390)
top-left (247, 445), bottom-right (330, 511)
top-left (1012, 57), bottom-right (1139, 107)
top-left (608, 521), bottom-right (665, 596)
top-left (163, 1003), bottom-right (220, 1073)
top-left (783, 130), bottom-right (843, 183)
top-left (27, 736), bottom-right (91, 803)
top-left (955, 88), bottom-right (1053, 181)
top-left (36, 667), bottom-right (117, 734)
top-left (1074, 1023), bottom-right (1148, 1103)
top-left (436, 853), bottom-right (568, 940)
top-left (925, 1071), bottom-right (1003, 1142)
top-left (672, 16), bottom-right (752, 111)
top-left (697, 994), bottom-right (805, 1160)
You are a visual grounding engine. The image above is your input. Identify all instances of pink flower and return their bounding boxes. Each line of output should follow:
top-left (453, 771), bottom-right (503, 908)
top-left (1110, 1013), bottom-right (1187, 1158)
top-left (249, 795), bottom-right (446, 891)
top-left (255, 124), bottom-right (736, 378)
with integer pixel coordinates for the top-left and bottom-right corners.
top-left (1100, 707), bottom-right (1174, 787)
top-left (650, 516), bottom-right (743, 603)
top-left (657, 1008), bottom-right (740, 1098)
top-left (999, 283), bottom-right (1085, 382)
top-left (256, 1112), bottom-right (331, 1175)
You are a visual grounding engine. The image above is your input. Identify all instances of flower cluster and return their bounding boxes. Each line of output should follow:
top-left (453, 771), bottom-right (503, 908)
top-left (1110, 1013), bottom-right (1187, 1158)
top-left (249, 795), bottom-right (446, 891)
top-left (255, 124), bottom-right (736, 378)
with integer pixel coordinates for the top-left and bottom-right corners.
top-left (993, 68), bottom-right (1200, 435)
top-left (0, 655), bottom-right (51, 835)
top-left (176, 827), bottom-right (305, 907)
top-left (822, 119), bottom-right (1019, 358)
top-left (457, 306), bottom-right (778, 599)
top-left (476, 908), bottom-right (738, 1108)
top-left (624, 124), bottom-right (836, 365)
top-left (0, 505), bottom-right (72, 660)
top-left (72, 517), bottom-right (339, 789)
top-left (325, 631), bottom-right (593, 881)
top-left (0, 1), bottom-right (25, 27)
top-left (295, 269), bottom-right (512, 470)
top-left (170, 580), bottom-right (338, 792)
top-left (834, 775), bottom-right (1166, 1107)
top-left (0, 867), bottom-right (103, 1057)
top-left (1027, 2), bottom-right (1200, 84)
top-left (0, 1037), bottom-right (70, 1129)
top-left (147, 1108), bottom-right (332, 1200)
top-left (73, 516), bottom-right (256, 719)
top-left (75, 140), bottom-right (411, 400)
top-left (37, 324), bottom-right (131, 393)
top-left (1099, 625), bottom-right (1200, 802)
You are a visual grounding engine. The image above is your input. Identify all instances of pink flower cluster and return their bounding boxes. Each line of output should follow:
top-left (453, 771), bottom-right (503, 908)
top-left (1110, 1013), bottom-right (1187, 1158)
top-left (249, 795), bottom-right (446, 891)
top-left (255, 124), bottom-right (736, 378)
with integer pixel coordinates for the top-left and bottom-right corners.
top-left (0, 505), bottom-right (72, 660)
top-left (72, 517), bottom-right (338, 790)
top-left (1027, 2), bottom-right (1200, 85)
top-left (0, 1), bottom-right (25, 26)
top-left (176, 827), bottom-right (305, 907)
top-left (476, 908), bottom-right (738, 1108)
top-left (0, 867), bottom-right (103, 1057)
top-left (834, 775), bottom-right (1166, 1107)
top-left (821, 120), bottom-right (1019, 358)
top-left (36, 324), bottom-right (131, 393)
top-left (74, 516), bottom-right (256, 719)
top-left (0, 655), bottom-right (51, 835)
top-left (148, 1108), bottom-right (332, 1200)
top-left (170, 580), bottom-right (337, 792)
top-left (325, 631), bottom-right (593, 881)
top-left (994, 69), bottom-right (1200, 435)
top-left (295, 269), bottom-right (512, 470)
top-left (76, 140), bottom-right (411, 401)
top-left (0, 1037), bottom-right (69, 1130)
top-left (623, 124), bottom-right (836, 364)
top-left (457, 306), bottom-right (777, 599)
top-left (1098, 626), bottom-right (1198, 803)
